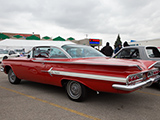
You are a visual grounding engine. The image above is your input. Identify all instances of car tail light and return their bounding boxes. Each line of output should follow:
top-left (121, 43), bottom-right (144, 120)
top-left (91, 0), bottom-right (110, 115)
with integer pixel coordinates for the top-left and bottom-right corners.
top-left (128, 76), bottom-right (139, 81)
top-left (148, 69), bottom-right (159, 77)
top-left (127, 68), bottom-right (159, 85)
top-left (128, 77), bottom-right (133, 82)
top-left (153, 70), bottom-right (159, 75)
top-left (127, 74), bottom-right (142, 85)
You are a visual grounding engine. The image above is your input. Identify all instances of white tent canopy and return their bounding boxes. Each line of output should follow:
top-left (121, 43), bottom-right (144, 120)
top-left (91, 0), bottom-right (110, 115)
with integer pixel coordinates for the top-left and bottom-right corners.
top-left (0, 39), bottom-right (75, 52)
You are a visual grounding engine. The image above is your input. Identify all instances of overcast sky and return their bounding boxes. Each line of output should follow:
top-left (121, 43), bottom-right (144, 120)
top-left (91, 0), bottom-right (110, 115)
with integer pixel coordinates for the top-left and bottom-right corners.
top-left (0, 0), bottom-right (160, 47)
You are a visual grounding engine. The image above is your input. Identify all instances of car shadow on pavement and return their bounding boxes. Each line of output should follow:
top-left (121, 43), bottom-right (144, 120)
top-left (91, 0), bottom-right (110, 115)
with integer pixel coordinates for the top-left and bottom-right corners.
top-left (147, 83), bottom-right (160, 91)
top-left (17, 79), bottom-right (158, 104)
top-left (19, 80), bottom-right (126, 102)
top-left (19, 80), bottom-right (66, 95)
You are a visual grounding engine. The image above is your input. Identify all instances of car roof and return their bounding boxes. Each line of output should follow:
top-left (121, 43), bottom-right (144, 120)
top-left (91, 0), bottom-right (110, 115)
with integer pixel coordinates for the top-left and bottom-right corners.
top-left (123, 46), bottom-right (157, 49)
top-left (33, 44), bottom-right (89, 49)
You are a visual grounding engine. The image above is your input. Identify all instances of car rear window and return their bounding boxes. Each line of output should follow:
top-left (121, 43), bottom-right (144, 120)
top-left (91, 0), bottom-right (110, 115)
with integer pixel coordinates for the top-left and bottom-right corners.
top-left (146, 47), bottom-right (160, 58)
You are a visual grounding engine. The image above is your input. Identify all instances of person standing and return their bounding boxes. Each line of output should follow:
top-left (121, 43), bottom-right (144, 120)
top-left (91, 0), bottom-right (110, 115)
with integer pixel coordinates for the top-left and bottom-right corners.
top-left (114, 44), bottom-right (122, 54)
top-left (123, 41), bottom-right (130, 47)
top-left (100, 42), bottom-right (113, 57)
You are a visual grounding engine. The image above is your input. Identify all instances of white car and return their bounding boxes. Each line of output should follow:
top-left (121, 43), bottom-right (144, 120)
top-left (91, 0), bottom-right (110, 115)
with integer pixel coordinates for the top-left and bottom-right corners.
top-left (0, 49), bottom-right (20, 62)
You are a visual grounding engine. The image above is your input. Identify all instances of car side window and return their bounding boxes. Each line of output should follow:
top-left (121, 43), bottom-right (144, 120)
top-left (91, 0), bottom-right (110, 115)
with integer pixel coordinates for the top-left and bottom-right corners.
top-left (50, 47), bottom-right (67, 58)
top-left (130, 49), bottom-right (140, 59)
top-left (33, 47), bottom-right (50, 58)
top-left (115, 48), bottom-right (140, 59)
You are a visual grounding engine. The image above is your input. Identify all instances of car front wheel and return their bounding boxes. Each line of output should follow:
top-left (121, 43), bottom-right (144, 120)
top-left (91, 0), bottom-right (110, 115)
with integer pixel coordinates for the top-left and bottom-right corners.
top-left (8, 69), bottom-right (21, 84)
top-left (66, 81), bottom-right (87, 102)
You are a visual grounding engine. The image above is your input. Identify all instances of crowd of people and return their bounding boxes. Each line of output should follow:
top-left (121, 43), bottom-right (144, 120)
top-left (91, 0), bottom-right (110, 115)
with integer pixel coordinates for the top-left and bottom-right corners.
top-left (100, 41), bottom-right (129, 57)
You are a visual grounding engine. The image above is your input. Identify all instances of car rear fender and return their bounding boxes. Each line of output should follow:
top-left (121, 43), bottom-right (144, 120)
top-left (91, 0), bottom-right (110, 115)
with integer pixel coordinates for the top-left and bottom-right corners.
top-left (61, 78), bottom-right (90, 89)
top-left (3, 65), bottom-right (12, 74)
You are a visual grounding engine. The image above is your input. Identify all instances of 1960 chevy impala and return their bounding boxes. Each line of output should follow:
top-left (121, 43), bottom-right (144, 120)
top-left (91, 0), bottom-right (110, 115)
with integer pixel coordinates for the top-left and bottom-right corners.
top-left (1, 44), bottom-right (160, 101)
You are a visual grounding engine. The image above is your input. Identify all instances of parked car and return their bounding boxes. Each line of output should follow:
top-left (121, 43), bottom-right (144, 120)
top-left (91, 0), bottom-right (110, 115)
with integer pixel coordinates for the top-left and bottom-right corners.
top-left (14, 48), bottom-right (25, 54)
top-left (113, 46), bottom-right (160, 60)
top-left (112, 46), bottom-right (160, 87)
top-left (1, 44), bottom-right (160, 101)
top-left (0, 49), bottom-right (20, 63)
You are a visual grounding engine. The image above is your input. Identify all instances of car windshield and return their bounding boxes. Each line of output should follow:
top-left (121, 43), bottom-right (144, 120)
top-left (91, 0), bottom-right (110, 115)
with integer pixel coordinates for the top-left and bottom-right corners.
top-left (0, 50), bottom-right (8, 54)
top-left (146, 47), bottom-right (160, 58)
top-left (62, 45), bottom-right (105, 58)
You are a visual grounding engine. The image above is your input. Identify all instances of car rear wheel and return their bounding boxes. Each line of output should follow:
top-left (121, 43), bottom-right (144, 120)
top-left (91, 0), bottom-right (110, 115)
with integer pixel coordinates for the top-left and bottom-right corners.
top-left (66, 81), bottom-right (87, 102)
top-left (8, 69), bottom-right (21, 84)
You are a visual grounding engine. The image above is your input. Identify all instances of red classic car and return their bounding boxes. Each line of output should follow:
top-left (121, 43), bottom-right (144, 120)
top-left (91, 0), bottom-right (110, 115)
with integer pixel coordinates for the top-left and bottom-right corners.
top-left (1, 44), bottom-right (160, 101)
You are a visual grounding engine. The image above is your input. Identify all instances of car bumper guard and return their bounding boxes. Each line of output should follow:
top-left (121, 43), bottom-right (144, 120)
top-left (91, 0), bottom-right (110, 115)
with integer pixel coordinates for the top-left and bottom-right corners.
top-left (112, 75), bottom-right (160, 91)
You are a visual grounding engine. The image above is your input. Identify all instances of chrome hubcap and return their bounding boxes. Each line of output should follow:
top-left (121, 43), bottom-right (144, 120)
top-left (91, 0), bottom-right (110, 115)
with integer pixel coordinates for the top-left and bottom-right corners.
top-left (71, 83), bottom-right (80, 95)
top-left (10, 72), bottom-right (16, 83)
top-left (68, 81), bottom-right (82, 99)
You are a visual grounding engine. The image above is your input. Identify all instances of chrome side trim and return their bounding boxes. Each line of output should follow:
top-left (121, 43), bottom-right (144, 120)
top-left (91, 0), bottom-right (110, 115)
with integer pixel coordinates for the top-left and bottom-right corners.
top-left (48, 69), bottom-right (126, 83)
top-left (137, 65), bottom-right (142, 71)
top-left (148, 61), bottom-right (159, 69)
top-left (48, 67), bottom-right (53, 77)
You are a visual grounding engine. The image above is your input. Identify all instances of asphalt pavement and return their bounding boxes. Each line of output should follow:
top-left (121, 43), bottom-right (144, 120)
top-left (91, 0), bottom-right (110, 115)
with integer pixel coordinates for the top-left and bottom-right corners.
top-left (0, 72), bottom-right (160, 120)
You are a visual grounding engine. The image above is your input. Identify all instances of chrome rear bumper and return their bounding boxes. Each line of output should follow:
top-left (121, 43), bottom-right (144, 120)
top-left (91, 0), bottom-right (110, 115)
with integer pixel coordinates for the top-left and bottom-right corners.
top-left (112, 75), bottom-right (160, 91)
